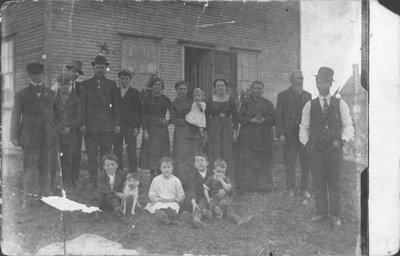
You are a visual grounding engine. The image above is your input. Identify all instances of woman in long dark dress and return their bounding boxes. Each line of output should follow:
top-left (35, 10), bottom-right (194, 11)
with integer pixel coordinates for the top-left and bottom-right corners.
top-left (238, 81), bottom-right (275, 192)
top-left (170, 81), bottom-right (203, 187)
top-left (139, 77), bottom-right (172, 180)
top-left (206, 78), bottom-right (238, 177)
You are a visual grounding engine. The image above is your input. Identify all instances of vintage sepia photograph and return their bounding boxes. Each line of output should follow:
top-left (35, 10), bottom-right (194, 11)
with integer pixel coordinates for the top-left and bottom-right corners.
top-left (0, 0), bottom-right (381, 255)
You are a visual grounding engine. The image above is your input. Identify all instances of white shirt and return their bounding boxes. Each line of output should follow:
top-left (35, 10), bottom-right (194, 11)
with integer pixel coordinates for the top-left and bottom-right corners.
top-left (198, 170), bottom-right (207, 179)
top-left (299, 94), bottom-right (354, 145)
top-left (120, 86), bottom-right (129, 98)
top-left (148, 175), bottom-right (185, 203)
top-left (107, 173), bottom-right (115, 189)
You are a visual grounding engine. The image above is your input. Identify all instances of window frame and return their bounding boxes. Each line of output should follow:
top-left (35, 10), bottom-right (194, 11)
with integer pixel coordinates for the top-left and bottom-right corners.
top-left (234, 48), bottom-right (260, 96)
top-left (2, 34), bottom-right (16, 108)
top-left (119, 34), bottom-right (161, 90)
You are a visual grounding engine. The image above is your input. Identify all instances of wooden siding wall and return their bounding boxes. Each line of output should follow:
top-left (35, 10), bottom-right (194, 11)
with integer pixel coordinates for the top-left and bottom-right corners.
top-left (1, 1), bottom-right (45, 94)
top-left (48, 0), bottom-right (300, 104)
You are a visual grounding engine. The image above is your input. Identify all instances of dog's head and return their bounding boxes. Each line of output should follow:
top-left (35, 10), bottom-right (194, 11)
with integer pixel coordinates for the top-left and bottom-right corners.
top-left (125, 173), bottom-right (140, 190)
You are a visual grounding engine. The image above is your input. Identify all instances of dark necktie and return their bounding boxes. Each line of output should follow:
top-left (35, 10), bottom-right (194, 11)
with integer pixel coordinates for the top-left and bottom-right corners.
top-left (34, 84), bottom-right (44, 94)
top-left (323, 98), bottom-right (329, 114)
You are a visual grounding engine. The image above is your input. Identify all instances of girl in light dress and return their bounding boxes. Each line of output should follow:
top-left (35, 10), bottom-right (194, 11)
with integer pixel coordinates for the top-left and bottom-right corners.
top-left (185, 88), bottom-right (206, 143)
top-left (144, 157), bottom-right (185, 225)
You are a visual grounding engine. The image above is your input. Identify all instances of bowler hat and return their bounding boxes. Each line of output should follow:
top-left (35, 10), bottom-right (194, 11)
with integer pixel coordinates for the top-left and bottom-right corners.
top-left (91, 55), bottom-right (109, 66)
top-left (314, 67), bottom-right (334, 82)
top-left (26, 63), bottom-right (44, 74)
top-left (66, 60), bottom-right (84, 75)
top-left (57, 73), bottom-right (71, 84)
top-left (118, 69), bottom-right (132, 79)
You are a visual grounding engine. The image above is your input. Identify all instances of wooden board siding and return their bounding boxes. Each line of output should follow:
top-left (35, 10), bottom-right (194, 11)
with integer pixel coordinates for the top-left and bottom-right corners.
top-left (2, 1), bottom-right (45, 93)
top-left (47, 0), bottom-right (300, 104)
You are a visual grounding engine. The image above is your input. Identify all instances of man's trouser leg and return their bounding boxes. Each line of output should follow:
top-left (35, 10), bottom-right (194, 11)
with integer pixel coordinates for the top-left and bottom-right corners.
top-left (61, 144), bottom-right (73, 184)
top-left (327, 144), bottom-right (343, 217)
top-left (85, 134), bottom-right (100, 184)
top-left (113, 133), bottom-right (124, 170)
top-left (22, 147), bottom-right (40, 206)
top-left (299, 145), bottom-right (311, 192)
top-left (39, 143), bottom-right (53, 197)
top-left (126, 132), bottom-right (138, 173)
top-left (284, 139), bottom-right (298, 190)
top-left (99, 132), bottom-right (113, 162)
top-left (71, 134), bottom-right (83, 183)
top-left (311, 143), bottom-right (329, 216)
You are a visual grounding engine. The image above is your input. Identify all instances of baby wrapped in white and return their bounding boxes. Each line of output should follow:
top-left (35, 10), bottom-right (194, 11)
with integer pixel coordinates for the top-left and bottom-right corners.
top-left (185, 101), bottom-right (206, 128)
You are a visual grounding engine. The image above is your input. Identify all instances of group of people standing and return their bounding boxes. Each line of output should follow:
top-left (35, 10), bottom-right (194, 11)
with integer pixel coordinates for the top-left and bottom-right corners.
top-left (10, 53), bottom-right (353, 227)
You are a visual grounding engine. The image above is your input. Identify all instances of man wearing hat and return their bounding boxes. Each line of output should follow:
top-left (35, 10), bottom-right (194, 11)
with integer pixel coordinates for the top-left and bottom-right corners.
top-left (276, 70), bottom-right (312, 198)
top-left (299, 67), bottom-right (354, 227)
top-left (80, 56), bottom-right (120, 189)
top-left (56, 73), bottom-right (81, 188)
top-left (10, 63), bottom-right (66, 211)
top-left (113, 69), bottom-right (141, 173)
top-left (51, 60), bottom-right (85, 187)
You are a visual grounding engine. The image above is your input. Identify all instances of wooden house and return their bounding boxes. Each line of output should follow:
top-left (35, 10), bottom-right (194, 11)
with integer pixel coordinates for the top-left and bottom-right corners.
top-left (2, 0), bottom-right (301, 150)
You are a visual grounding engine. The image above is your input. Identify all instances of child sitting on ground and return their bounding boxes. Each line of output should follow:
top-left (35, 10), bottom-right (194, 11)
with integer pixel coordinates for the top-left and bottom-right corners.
top-left (90, 153), bottom-right (125, 220)
top-left (204, 159), bottom-right (254, 227)
top-left (144, 157), bottom-right (185, 225)
top-left (185, 88), bottom-right (206, 142)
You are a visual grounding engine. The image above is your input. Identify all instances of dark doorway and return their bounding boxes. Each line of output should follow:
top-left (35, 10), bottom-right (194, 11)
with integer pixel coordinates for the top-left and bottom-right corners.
top-left (184, 47), bottom-right (213, 98)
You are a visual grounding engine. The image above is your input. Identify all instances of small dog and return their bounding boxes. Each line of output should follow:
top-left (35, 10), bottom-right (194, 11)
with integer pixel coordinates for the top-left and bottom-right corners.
top-left (121, 173), bottom-right (141, 215)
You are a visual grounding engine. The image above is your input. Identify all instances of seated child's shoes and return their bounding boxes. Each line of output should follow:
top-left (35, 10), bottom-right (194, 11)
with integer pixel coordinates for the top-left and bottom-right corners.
top-left (202, 208), bottom-right (213, 219)
top-left (155, 209), bottom-right (170, 225)
top-left (113, 207), bottom-right (124, 218)
top-left (214, 206), bottom-right (223, 220)
top-left (237, 215), bottom-right (254, 228)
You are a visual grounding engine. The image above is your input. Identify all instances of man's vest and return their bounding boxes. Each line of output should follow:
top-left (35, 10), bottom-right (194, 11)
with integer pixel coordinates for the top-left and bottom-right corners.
top-left (309, 97), bottom-right (342, 142)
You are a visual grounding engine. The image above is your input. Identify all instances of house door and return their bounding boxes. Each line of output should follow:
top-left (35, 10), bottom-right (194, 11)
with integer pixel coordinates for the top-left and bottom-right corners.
top-left (184, 47), bottom-right (213, 98)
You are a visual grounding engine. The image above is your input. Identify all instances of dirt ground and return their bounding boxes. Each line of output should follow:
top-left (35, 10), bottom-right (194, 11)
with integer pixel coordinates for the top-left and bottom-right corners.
top-left (1, 145), bottom-right (363, 256)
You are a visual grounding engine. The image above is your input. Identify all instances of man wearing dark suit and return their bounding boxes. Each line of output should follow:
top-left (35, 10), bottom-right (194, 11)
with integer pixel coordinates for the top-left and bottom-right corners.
top-left (51, 60), bottom-right (85, 187)
top-left (10, 63), bottom-right (66, 210)
top-left (66, 61), bottom-right (85, 186)
top-left (56, 73), bottom-right (81, 188)
top-left (80, 56), bottom-right (120, 189)
top-left (113, 70), bottom-right (141, 173)
top-left (299, 67), bottom-right (354, 227)
top-left (276, 70), bottom-right (312, 197)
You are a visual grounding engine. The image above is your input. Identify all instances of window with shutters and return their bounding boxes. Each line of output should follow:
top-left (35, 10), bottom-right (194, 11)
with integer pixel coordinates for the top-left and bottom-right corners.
top-left (237, 51), bottom-right (259, 94)
top-left (2, 36), bottom-right (15, 106)
top-left (121, 38), bottom-right (159, 91)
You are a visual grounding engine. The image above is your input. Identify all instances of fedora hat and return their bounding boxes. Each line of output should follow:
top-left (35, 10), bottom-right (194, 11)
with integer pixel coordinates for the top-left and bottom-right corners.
top-left (57, 73), bottom-right (72, 84)
top-left (26, 63), bottom-right (44, 74)
top-left (91, 55), bottom-right (109, 67)
top-left (314, 67), bottom-right (334, 82)
top-left (66, 60), bottom-right (84, 75)
top-left (118, 69), bottom-right (133, 79)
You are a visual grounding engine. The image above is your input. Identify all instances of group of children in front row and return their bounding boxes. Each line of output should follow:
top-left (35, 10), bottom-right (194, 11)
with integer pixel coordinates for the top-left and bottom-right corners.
top-left (90, 152), bottom-right (254, 228)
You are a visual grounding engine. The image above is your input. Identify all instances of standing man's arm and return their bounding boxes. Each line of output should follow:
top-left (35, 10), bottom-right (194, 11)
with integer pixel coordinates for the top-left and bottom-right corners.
top-left (53, 94), bottom-right (67, 133)
top-left (340, 100), bottom-right (354, 143)
top-left (275, 92), bottom-right (285, 140)
top-left (112, 83), bottom-right (121, 133)
top-left (299, 101), bottom-right (311, 146)
top-left (79, 82), bottom-right (87, 133)
top-left (132, 90), bottom-right (141, 133)
top-left (10, 91), bottom-right (23, 146)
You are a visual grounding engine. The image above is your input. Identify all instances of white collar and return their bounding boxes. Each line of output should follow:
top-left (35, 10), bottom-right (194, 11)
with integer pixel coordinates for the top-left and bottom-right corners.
top-left (318, 94), bottom-right (331, 102)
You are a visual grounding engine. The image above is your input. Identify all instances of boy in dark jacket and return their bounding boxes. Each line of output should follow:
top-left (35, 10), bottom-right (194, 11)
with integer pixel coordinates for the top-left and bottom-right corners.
top-left (90, 153), bottom-right (125, 220)
top-left (57, 74), bottom-right (81, 188)
top-left (113, 70), bottom-right (141, 173)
